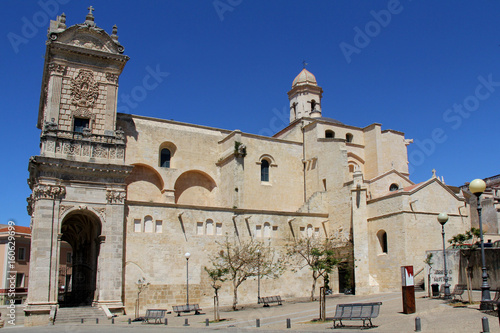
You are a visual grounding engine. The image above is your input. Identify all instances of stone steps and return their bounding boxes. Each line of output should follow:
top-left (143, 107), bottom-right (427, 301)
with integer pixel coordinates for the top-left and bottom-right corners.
top-left (55, 306), bottom-right (109, 324)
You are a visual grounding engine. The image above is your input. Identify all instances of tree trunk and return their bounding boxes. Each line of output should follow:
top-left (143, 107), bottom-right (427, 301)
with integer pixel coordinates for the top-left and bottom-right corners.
top-left (232, 280), bottom-right (239, 311)
top-left (214, 289), bottom-right (220, 322)
top-left (310, 271), bottom-right (318, 301)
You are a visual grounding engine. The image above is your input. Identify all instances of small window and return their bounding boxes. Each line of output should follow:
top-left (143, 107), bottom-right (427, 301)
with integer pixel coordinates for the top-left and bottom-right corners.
top-left (261, 160), bottom-right (270, 182)
top-left (314, 227), bottom-right (320, 237)
top-left (134, 219), bottom-right (141, 232)
top-left (155, 221), bottom-right (163, 233)
top-left (66, 252), bottom-right (72, 264)
top-left (16, 273), bottom-right (24, 288)
top-left (197, 222), bottom-right (204, 235)
top-left (377, 230), bottom-right (388, 254)
top-left (346, 133), bottom-right (353, 143)
top-left (300, 226), bottom-right (306, 236)
top-left (325, 130), bottom-right (334, 138)
top-left (349, 165), bottom-right (355, 173)
top-left (73, 117), bottom-right (89, 133)
top-left (144, 216), bottom-right (153, 233)
top-left (216, 223), bottom-right (222, 235)
top-left (18, 247), bottom-right (26, 261)
top-left (389, 183), bottom-right (399, 192)
top-left (255, 225), bottom-right (262, 238)
top-left (160, 148), bottom-right (171, 168)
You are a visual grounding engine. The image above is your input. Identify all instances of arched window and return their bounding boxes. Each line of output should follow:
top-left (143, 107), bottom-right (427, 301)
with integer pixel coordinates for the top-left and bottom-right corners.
top-left (160, 148), bottom-right (171, 168)
top-left (325, 130), bottom-right (335, 138)
top-left (206, 219), bottom-right (214, 235)
top-left (307, 224), bottom-right (313, 237)
top-left (377, 230), bottom-right (388, 254)
top-left (261, 159), bottom-right (270, 182)
top-left (310, 99), bottom-right (317, 111)
top-left (389, 183), bottom-right (399, 192)
top-left (144, 216), bottom-right (153, 233)
top-left (264, 222), bottom-right (271, 238)
top-left (346, 133), bottom-right (353, 143)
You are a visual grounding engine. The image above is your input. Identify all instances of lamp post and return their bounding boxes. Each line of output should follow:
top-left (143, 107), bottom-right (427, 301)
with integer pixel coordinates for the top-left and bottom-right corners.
top-left (437, 213), bottom-right (451, 299)
top-left (469, 178), bottom-right (493, 310)
top-left (256, 249), bottom-right (261, 304)
top-left (185, 252), bottom-right (191, 308)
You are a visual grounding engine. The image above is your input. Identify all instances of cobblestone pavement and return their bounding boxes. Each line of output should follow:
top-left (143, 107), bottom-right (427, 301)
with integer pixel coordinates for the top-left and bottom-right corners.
top-left (4, 291), bottom-right (499, 332)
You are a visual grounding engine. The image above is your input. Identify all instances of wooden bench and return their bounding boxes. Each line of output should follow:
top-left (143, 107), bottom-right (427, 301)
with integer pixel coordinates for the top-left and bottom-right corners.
top-left (332, 302), bottom-right (382, 329)
top-left (450, 284), bottom-right (467, 301)
top-left (259, 295), bottom-right (283, 307)
top-left (143, 309), bottom-right (167, 324)
top-left (172, 304), bottom-right (201, 316)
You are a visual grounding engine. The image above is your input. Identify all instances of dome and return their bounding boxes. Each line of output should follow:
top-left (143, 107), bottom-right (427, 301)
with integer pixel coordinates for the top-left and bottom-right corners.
top-left (292, 68), bottom-right (317, 87)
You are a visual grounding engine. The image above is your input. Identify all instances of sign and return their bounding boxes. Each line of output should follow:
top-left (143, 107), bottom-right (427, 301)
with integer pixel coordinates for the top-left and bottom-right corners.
top-left (401, 266), bottom-right (414, 287)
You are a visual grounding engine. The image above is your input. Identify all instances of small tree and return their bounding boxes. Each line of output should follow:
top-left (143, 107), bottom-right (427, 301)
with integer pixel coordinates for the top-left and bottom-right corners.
top-left (204, 266), bottom-right (228, 322)
top-left (208, 238), bottom-right (284, 311)
top-left (286, 236), bottom-right (345, 301)
top-left (424, 253), bottom-right (433, 298)
top-left (448, 228), bottom-right (480, 303)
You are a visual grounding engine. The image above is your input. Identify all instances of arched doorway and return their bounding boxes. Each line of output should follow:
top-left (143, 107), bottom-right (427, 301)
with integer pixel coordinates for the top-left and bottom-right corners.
top-left (60, 210), bottom-right (101, 307)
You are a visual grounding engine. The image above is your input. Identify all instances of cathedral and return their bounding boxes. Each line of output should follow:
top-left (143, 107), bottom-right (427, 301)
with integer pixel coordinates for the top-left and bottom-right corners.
top-left (25, 10), bottom-right (470, 325)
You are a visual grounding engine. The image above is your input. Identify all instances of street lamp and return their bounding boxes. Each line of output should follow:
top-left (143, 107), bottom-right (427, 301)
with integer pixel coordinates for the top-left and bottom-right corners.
top-left (437, 213), bottom-right (451, 299)
top-left (185, 252), bottom-right (191, 308)
top-left (469, 178), bottom-right (493, 310)
top-left (256, 249), bottom-right (261, 304)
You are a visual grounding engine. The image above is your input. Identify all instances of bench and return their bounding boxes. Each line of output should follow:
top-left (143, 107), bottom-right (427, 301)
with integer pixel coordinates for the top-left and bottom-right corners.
top-left (259, 295), bottom-right (283, 307)
top-left (332, 302), bottom-right (382, 329)
top-left (172, 304), bottom-right (201, 316)
top-left (450, 284), bottom-right (467, 301)
top-left (143, 309), bottom-right (167, 324)
top-left (484, 290), bottom-right (500, 308)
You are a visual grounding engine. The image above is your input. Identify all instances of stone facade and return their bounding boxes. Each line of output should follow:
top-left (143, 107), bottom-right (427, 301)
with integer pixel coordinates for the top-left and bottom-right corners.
top-left (25, 10), bottom-right (473, 325)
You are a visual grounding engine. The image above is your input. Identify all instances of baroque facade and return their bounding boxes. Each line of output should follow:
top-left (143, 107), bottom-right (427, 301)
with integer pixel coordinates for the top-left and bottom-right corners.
top-left (25, 10), bottom-right (471, 325)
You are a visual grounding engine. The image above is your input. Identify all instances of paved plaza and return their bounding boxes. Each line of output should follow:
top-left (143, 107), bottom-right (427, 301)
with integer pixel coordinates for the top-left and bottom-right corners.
top-left (3, 291), bottom-right (499, 332)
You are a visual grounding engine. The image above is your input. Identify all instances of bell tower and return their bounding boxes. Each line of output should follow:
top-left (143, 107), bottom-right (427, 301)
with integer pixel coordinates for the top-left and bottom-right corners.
top-left (288, 68), bottom-right (323, 122)
top-left (26, 8), bottom-right (133, 325)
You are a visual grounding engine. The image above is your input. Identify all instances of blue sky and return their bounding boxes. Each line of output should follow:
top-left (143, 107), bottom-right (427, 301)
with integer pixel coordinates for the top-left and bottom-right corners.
top-left (1, 1), bottom-right (499, 227)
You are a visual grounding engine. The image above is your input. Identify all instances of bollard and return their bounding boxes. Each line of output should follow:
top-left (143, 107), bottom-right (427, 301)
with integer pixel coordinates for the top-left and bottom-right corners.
top-left (112, 317), bottom-right (115, 324)
top-left (96, 318), bottom-right (99, 324)
top-left (482, 317), bottom-right (490, 333)
top-left (256, 318), bottom-right (260, 328)
top-left (81, 318), bottom-right (84, 324)
top-left (128, 318), bottom-right (131, 325)
top-left (415, 317), bottom-right (421, 332)
top-left (164, 318), bottom-right (168, 325)
top-left (184, 318), bottom-right (190, 326)
top-left (205, 318), bottom-right (209, 326)
top-left (286, 318), bottom-right (291, 329)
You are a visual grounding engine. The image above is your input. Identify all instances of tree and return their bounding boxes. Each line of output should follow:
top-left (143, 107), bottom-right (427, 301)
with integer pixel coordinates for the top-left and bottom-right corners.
top-left (204, 266), bottom-right (228, 322)
top-left (448, 228), bottom-right (480, 303)
top-left (286, 236), bottom-right (345, 301)
top-left (208, 238), bottom-right (284, 311)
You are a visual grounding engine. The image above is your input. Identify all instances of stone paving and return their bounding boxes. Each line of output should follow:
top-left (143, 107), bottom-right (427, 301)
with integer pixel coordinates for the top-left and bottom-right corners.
top-left (4, 291), bottom-right (499, 332)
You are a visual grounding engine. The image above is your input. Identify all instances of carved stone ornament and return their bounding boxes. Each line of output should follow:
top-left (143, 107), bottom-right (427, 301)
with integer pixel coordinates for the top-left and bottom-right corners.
top-left (71, 69), bottom-right (99, 108)
top-left (26, 195), bottom-right (34, 216)
top-left (33, 185), bottom-right (66, 200)
top-left (106, 190), bottom-right (126, 204)
top-left (43, 118), bottom-right (58, 132)
top-left (59, 205), bottom-right (74, 218)
top-left (48, 63), bottom-right (66, 74)
top-left (106, 73), bottom-right (119, 83)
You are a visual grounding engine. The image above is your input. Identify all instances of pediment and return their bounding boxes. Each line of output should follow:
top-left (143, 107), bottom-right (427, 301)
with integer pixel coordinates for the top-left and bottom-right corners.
top-left (50, 25), bottom-right (124, 54)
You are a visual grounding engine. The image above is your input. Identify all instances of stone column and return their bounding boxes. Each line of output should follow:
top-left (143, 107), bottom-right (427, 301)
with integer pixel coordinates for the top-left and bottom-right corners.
top-left (46, 64), bottom-right (66, 125)
top-left (104, 73), bottom-right (119, 132)
top-left (95, 190), bottom-right (126, 310)
top-left (25, 185), bottom-right (65, 316)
